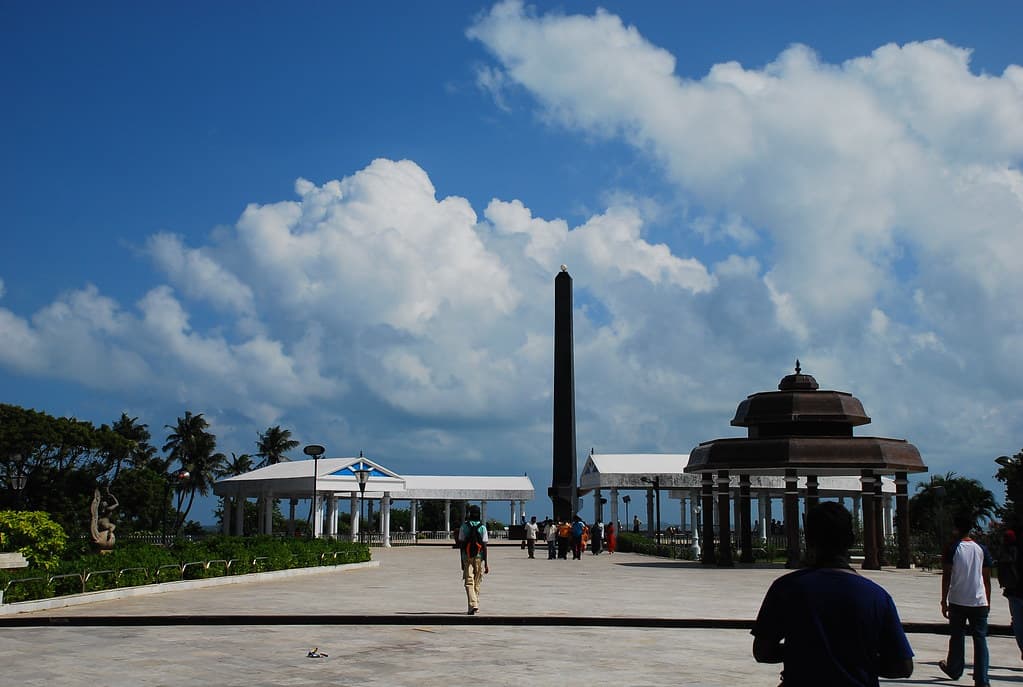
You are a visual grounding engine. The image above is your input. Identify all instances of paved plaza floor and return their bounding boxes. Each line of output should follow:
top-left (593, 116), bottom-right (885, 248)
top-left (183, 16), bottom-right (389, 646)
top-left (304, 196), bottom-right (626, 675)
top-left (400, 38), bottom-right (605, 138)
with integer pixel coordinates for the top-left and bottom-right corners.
top-left (1, 545), bottom-right (1021, 686)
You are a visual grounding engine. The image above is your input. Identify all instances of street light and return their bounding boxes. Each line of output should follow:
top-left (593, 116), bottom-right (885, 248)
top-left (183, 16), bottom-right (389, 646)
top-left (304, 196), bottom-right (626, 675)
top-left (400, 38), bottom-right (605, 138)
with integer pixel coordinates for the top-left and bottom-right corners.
top-left (162, 469), bottom-right (190, 545)
top-left (641, 476), bottom-right (662, 545)
top-left (353, 456), bottom-right (371, 545)
top-left (996, 455), bottom-right (1017, 468)
top-left (304, 444), bottom-right (326, 538)
top-left (622, 495), bottom-right (631, 530)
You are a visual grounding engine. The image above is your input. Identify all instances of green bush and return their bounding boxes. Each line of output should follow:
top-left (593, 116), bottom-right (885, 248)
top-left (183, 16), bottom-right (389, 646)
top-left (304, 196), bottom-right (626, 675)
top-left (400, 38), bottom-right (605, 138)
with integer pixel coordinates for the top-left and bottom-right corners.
top-left (0, 510), bottom-right (68, 570)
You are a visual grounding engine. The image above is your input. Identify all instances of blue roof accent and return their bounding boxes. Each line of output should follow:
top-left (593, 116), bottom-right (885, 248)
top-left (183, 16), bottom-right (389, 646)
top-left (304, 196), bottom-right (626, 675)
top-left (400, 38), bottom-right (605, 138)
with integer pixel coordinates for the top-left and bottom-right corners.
top-left (329, 461), bottom-right (389, 478)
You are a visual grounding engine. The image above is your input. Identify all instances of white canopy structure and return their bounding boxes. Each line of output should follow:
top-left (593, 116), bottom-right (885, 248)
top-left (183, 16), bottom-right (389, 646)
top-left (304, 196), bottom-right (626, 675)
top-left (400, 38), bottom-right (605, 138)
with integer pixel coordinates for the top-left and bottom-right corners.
top-left (577, 452), bottom-right (896, 542)
top-left (213, 455), bottom-right (535, 546)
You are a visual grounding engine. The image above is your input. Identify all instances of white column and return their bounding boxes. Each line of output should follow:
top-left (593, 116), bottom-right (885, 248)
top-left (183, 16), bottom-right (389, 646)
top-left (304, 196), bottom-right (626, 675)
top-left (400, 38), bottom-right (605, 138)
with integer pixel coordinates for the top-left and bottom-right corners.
top-left (234, 496), bottom-right (245, 536)
top-left (221, 498), bottom-right (231, 535)
top-left (350, 492), bottom-right (359, 542)
top-left (884, 495), bottom-right (894, 538)
top-left (852, 494), bottom-right (862, 528)
top-left (382, 492), bottom-right (392, 547)
top-left (610, 488), bottom-right (619, 531)
top-left (410, 499), bottom-right (418, 536)
top-left (444, 499), bottom-right (451, 535)
top-left (327, 496), bottom-right (338, 538)
top-left (520, 500), bottom-right (526, 523)
top-left (509, 500), bottom-right (515, 528)
top-left (312, 493), bottom-right (322, 538)
top-left (689, 489), bottom-right (701, 557)
top-left (758, 492), bottom-right (768, 541)
top-left (481, 500), bottom-right (488, 527)
top-left (263, 494), bottom-right (276, 535)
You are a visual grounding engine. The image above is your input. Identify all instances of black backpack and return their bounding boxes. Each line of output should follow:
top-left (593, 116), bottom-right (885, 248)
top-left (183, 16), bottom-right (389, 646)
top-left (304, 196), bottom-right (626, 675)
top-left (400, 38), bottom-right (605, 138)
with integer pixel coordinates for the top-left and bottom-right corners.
top-left (464, 520), bottom-right (486, 558)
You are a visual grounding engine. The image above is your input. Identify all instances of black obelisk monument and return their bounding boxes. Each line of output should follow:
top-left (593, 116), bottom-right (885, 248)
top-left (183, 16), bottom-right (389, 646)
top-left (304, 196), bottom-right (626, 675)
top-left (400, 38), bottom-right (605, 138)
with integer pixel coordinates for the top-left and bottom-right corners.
top-left (550, 265), bottom-right (577, 522)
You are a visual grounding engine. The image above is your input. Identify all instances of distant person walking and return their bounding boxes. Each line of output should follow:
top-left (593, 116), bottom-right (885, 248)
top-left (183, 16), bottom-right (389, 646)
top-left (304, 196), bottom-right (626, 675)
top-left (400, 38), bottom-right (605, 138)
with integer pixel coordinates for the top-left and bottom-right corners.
top-left (571, 516), bottom-right (585, 560)
top-left (997, 529), bottom-right (1023, 659)
top-left (939, 514), bottom-right (993, 686)
top-left (557, 519), bottom-right (571, 559)
top-left (752, 502), bottom-right (914, 686)
top-left (606, 521), bottom-right (617, 555)
top-left (524, 516), bottom-right (539, 559)
top-left (457, 504), bottom-right (489, 615)
top-left (545, 518), bottom-right (557, 559)
top-left (633, 515), bottom-right (641, 533)
top-left (591, 520), bottom-right (603, 555)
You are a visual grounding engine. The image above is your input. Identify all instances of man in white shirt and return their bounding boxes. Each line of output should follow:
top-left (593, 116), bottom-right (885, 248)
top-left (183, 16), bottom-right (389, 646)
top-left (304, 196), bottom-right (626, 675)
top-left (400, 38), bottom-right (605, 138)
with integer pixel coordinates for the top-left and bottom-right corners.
top-left (940, 514), bottom-right (993, 687)
top-left (523, 515), bottom-right (539, 559)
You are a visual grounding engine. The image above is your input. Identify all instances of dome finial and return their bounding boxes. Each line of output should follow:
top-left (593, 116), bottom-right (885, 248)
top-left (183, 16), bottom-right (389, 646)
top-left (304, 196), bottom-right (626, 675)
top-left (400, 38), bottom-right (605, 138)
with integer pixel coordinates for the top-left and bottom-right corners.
top-left (795, 359), bottom-right (801, 374)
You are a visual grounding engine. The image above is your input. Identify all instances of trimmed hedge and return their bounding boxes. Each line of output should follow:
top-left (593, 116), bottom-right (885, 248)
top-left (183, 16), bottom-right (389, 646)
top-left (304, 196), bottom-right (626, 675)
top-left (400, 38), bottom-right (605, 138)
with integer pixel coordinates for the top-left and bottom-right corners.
top-left (0, 536), bottom-right (370, 603)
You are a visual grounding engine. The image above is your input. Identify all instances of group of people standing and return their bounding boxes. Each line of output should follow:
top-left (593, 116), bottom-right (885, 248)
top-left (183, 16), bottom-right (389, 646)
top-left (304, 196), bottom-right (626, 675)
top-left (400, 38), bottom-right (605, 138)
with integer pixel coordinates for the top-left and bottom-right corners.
top-left (533, 515), bottom-right (617, 560)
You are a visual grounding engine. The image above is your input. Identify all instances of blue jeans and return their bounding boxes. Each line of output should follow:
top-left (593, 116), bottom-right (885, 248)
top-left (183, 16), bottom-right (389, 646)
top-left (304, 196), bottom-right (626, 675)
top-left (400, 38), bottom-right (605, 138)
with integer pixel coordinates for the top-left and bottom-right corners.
top-left (945, 603), bottom-right (989, 685)
top-left (1009, 595), bottom-right (1023, 656)
top-left (547, 540), bottom-right (556, 559)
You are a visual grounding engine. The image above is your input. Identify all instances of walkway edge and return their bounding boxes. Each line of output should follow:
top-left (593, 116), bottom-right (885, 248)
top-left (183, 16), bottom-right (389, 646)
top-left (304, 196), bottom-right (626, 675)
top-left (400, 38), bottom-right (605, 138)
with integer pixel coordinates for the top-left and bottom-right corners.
top-left (0, 560), bottom-right (379, 616)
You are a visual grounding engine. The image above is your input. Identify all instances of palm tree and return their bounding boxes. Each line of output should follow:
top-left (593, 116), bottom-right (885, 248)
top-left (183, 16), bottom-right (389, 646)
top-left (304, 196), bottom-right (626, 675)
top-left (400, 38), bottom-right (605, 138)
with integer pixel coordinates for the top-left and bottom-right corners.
top-left (163, 411), bottom-right (226, 533)
top-left (255, 426), bottom-right (299, 468)
top-left (112, 413), bottom-right (163, 473)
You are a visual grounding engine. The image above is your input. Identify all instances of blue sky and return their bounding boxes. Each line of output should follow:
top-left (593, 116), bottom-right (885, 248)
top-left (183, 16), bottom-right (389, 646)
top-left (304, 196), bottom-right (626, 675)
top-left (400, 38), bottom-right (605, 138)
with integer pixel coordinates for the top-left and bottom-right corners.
top-left (2, 1), bottom-right (1022, 525)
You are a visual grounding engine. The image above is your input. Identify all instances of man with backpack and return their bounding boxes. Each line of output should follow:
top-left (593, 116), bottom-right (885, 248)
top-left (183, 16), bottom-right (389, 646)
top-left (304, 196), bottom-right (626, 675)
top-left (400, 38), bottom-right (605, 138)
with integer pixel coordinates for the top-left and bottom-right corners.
top-left (998, 529), bottom-right (1023, 659)
top-left (458, 504), bottom-right (489, 615)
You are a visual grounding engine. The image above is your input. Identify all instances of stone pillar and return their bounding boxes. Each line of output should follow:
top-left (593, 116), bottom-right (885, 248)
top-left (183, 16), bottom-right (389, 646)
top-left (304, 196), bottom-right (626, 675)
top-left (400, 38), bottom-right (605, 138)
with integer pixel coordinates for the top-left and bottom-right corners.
top-left (287, 498), bottom-right (297, 538)
top-left (717, 470), bottom-right (733, 566)
top-left (739, 474), bottom-right (753, 563)
top-left (861, 471), bottom-right (879, 570)
top-left (701, 473), bottom-right (716, 565)
top-left (852, 494), bottom-right (861, 528)
top-left (758, 492), bottom-right (768, 542)
top-left (874, 475), bottom-right (886, 566)
top-left (680, 496), bottom-right (687, 532)
top-left (444, 499), bottom-right (451, 536)
top-left (480, 500), bottom-right (487, 529)
top-left (520, 500), bottom-right (526, 523)
top-left (610, 488), bottom-right (619, 532)
top-left (895, 473), bottom-right (910, 568)
top-left (765, 492), bottom-right (773, 533)
top-left (350, 492), bottom-right (359, 542)
top-left (264, 493), bottom-right (274, 535)
top-left (806, 474), bottom-right (819, 512)
top-left (411, 499), bottom-right (418, 537)
top-left (234, 496), bottom-right (245, 536)
top-left (509, 501), bottom-right (515, 528)
top-left (732, 487), bottom-right (741, 542)
top-left (594, 488), bottom-right (602, 523)
top-left (883, 495), bottom-right (894, 538)
top-left (382, 492), bottom-right (392, 548)
top-left (645, 488), bottom-right (654, 536)
top-left (784, 470), bottom-right (801, 568)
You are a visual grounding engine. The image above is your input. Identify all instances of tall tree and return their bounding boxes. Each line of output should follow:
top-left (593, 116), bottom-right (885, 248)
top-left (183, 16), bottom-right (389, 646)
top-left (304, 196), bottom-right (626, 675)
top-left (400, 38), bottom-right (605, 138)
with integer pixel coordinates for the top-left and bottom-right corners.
top-left (163, 412), bottom-right (226, 532)
top-left (255, 426), bottom-right (299, 468)
top-left (910, 472), bottom-right (997, 548)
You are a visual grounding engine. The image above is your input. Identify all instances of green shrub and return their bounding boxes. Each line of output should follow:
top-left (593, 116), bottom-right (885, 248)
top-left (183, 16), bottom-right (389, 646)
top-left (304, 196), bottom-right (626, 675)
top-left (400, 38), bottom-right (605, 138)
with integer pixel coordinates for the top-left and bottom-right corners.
top-left (0, 511), bottom-right (68, 570)
top-left (0, 536), bottom-right (370, 603)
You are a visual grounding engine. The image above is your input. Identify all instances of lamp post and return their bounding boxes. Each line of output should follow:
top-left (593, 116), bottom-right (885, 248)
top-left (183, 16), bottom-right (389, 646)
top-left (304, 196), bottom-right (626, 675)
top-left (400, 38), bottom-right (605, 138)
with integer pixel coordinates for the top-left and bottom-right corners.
top-left (641, 476), bottom-right (661, 544)
top-left (622, 494), bottom-right (631, 530)
top-left (353, 465), bottom-right (371, 545)
top-left (162, 469), bottom-right (190, 545)
top-left (10, 470), bottom-right (27, 508)
top-left (303, 444), bottom-right (325, 538)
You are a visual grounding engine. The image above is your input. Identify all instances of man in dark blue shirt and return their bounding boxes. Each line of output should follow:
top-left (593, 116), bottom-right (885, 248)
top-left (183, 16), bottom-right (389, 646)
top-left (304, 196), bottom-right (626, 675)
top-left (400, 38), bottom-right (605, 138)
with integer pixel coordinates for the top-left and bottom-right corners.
top-left (752, 502), bottom-right (914, 686)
